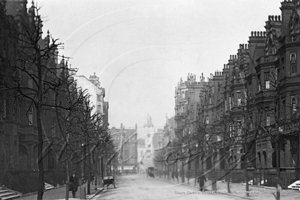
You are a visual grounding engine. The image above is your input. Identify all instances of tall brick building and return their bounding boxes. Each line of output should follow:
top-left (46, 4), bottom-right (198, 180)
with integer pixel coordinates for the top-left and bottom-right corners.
top-left (74, 73), bottom-right (109, 126)
top-left (110, 124), bottom-right (138, 174)
top-left (0, 0), bottom-right (80, 193)
top-left (166, 0), bottom-right (300, 187)
top-left (193, 0), bottom-right (300, 187)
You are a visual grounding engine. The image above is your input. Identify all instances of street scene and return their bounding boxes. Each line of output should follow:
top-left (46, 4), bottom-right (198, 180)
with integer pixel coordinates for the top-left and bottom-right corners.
top-left (2, 0), bottom-right (300, 200)
top-left (98, 174), bottom-right (236, 200)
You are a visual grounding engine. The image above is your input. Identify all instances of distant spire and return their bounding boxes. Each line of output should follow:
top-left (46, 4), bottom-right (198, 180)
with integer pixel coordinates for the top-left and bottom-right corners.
top-left (144, 114), bottom-right (154, 128)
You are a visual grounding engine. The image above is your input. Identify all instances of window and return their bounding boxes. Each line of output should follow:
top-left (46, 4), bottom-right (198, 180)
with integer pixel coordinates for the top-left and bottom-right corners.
top-left (97, 94), bottom-right (102, 101)
top-left (97, 105), bottom-right (101, 112)
top-left (266, 114), bottom-right (270, 126)
top-left (237, 120), bottom-right (242, 135)
top-left (264, 72), bottom-right (270, 89)
top-left (229, 97), bottom-right (232, 110)
top-left (229, 124), bottom-right (233, 137)
top-left (250, 115), bottom-right (253, 129)
top-left (237, 91), bottom-right (241, 106)
top-left (282, 100), bottom-right (286, 118)
top-left (205, 116), bottom-right (209, 124)
top-left (257, 74), bottom-right (261, 91)
top-left (28, 107), bottom-right (33, 125)
top-left (291, 97), bottom-right (297, 114)
top-left (243, 91), bottom-right (247, 104)
top-left (290, 52), bottom-right (297, 75)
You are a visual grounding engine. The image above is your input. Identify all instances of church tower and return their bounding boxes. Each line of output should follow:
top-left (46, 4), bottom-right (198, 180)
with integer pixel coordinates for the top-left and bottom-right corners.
top-left (140, 114), bottom-right (155, 168)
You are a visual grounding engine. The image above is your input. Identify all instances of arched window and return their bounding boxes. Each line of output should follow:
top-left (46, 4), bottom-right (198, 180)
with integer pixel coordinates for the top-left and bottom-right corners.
top-left (290, 53), bottom-right (297, 75)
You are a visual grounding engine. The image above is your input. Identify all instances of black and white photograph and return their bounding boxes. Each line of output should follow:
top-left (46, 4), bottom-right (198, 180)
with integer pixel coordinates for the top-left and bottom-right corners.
top-left (1, 0), bottom-right (300, 200)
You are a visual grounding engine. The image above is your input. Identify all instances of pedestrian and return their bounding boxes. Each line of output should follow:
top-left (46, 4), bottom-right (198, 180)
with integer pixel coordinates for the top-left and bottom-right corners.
top-left (69, 171), bottom-right (79, 198)
top-left (197, 173), bottom-right (207, 191)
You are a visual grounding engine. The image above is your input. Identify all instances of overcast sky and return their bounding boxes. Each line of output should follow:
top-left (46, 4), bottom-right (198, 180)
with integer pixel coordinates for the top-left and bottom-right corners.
top-left (37, 0), bottom-right (281, 129)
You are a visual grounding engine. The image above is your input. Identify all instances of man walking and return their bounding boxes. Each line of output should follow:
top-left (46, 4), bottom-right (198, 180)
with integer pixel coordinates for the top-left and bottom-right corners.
top-left (69, 171), bottom-right (79, 198)
top-left (197, 173), bottom-right (207, 192)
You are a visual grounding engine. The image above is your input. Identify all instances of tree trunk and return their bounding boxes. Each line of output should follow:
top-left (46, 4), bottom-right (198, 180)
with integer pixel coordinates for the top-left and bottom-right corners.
top-left (194, 156), bottom-right (197, 186)
top-left (297, 135), bottom-right (300, 180)
top-left (276, 139), bottom-right (281, 200)
top-left (212, 159), bottom-right (217, 191)
top-left (37, 50), bottom-right (44, 200)
top-left (65, 159), bottom-right (69, 200)
top-left (225, 159), bottom-right (231, 193)
top-left (245, 167), bottom-right (249, 197)
top-left (87, 143), bottom-right (90, 194)
top-left (65, 133), bottom-right (70, 200)
top-left (36, 104), bottom-right (44, 200)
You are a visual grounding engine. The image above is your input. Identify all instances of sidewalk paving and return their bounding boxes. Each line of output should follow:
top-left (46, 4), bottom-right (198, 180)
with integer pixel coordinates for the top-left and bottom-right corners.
top-left (160, 176), bottom-right (300, 200)
top-left (18, 182), bottom-right (103, 200)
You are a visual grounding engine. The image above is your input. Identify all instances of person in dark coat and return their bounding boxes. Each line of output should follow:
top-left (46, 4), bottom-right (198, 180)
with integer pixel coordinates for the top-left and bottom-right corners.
top-left (69, 171), bottom-right (79, 198)
top-left (197, 173), bottom-right (207, 191)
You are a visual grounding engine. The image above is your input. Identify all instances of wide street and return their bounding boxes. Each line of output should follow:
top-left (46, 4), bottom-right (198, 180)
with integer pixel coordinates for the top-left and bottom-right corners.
top-left (97, 174), bottom-right (240, 200)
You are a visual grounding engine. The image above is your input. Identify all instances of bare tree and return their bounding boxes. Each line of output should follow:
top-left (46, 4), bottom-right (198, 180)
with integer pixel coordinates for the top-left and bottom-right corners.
top-left (0, 3), bottom-right (68, 199)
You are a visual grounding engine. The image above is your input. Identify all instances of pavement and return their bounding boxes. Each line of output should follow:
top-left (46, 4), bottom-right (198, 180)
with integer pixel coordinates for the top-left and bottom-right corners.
top-left (18, 181), bottom-right (104, 200)
top-left (16, 175), bottom-right (300, 200)
top-left (162, 176), bottom-right (300, 200)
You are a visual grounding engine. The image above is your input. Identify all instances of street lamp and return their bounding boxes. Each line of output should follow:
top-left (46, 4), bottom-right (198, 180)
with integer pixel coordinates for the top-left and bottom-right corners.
top-left (212, 147), bottom-right (217, 191)
top-left (79, 143), bottom-right (86, 199)
top-left (81, 143), bottom-right (85, 183)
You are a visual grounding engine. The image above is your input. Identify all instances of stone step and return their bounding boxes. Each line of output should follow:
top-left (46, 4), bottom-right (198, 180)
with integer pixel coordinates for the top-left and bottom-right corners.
top-left (1, 194), bottom-right (21, 200)
top-left (44, 183), bottom-right (55, 190)
top-left (0, 191), bottom-right (21, 200)
top-left (0, 188), bottom-right (21, 200)
top-left (0, 190), bottom-right (10, 194)
top-left (0, 192), bottom-right (15, 197)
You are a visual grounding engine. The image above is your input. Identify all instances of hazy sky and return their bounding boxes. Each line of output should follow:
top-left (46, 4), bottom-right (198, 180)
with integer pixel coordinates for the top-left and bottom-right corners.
top-left (36, 0), bottom-right (281, 129)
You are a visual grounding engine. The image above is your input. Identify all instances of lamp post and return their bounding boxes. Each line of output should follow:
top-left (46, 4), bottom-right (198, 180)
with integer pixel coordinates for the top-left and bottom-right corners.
top-left (212, 147), bottom-right (217, 191)
top-left (80, 143), bottom-right (86, 199)
top-left (99, 154), bottom-right (103, 187)
top-left (194, 143), bottom-right (198, 187)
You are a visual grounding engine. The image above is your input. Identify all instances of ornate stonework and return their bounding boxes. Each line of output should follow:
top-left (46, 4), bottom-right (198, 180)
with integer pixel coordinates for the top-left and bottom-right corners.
top-left (289, 1), bottom-right (300, 34)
